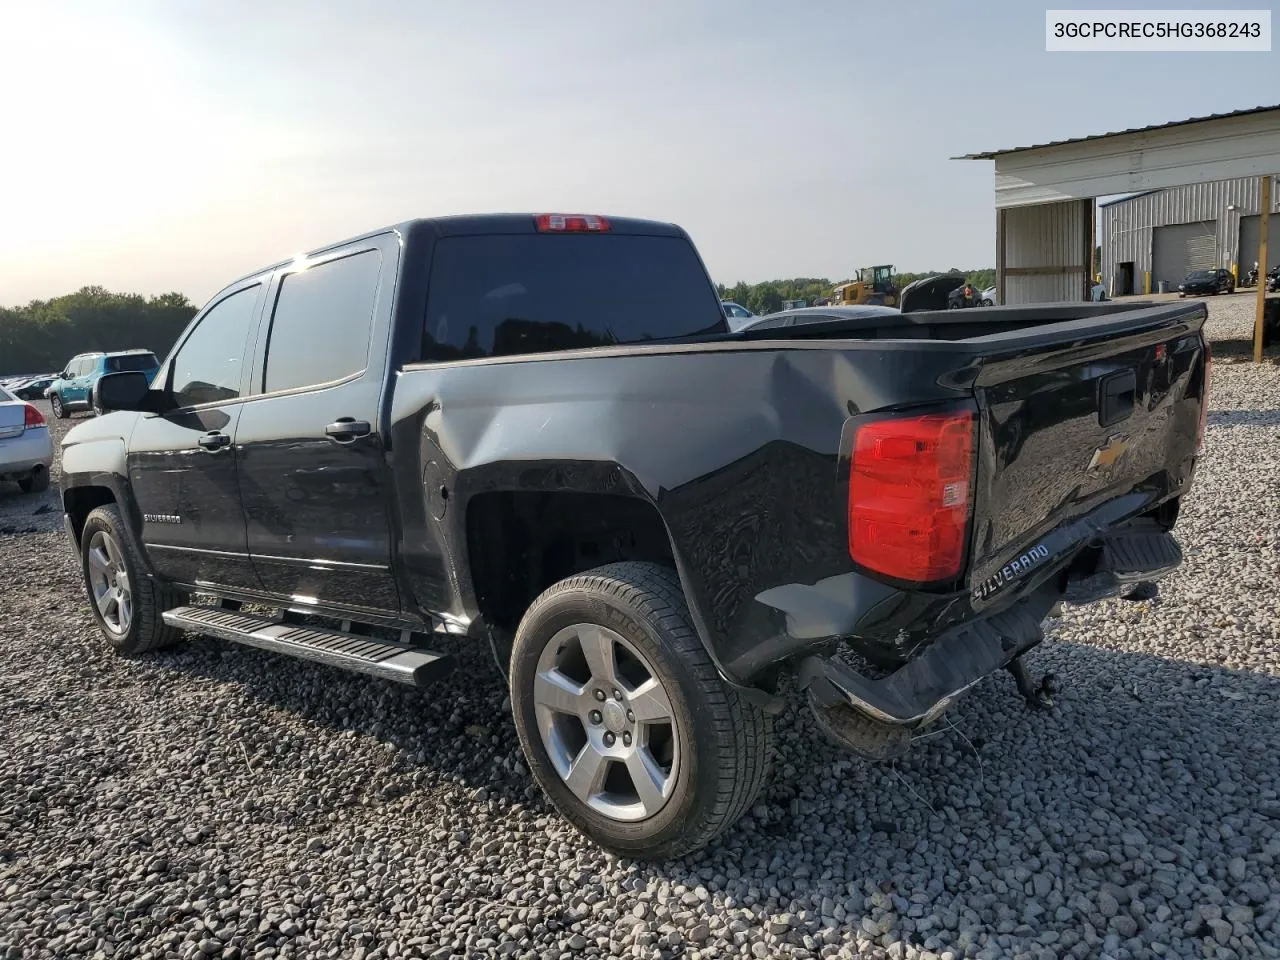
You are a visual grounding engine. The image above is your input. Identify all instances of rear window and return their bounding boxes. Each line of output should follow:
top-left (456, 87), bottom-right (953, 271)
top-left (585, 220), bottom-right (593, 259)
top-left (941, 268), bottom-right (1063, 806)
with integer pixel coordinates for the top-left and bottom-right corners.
top-left (106, 353), bottom-right (158, 372)
top-left (0, 387), bottom-right (13, 402)
top-left (422, 234), bottom-right (725, 362)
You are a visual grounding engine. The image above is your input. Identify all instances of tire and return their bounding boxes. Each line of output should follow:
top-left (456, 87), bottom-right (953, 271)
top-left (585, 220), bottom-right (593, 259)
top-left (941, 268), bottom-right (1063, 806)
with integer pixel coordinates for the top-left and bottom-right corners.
top-left (18, 465), bottom-right (49, 494)
top-left (50, 393), bottom-right (67, 419)
top-left (80, 504), bottom-right (185, 655)
top-left (982, 298), bottom-right (994, 306)
top-left (509, 562), bottom-right (772, 859)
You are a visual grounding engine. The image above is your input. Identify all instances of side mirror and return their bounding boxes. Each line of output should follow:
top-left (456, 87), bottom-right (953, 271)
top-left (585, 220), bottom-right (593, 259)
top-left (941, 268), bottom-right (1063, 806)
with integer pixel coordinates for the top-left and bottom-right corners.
top-left (94, 371), bottom-right (155, 413)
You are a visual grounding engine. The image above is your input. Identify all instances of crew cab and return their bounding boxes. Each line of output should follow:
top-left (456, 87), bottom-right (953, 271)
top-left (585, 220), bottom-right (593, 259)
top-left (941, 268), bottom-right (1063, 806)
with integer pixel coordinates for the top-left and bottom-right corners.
top-left (60, 214), bottom-right (1209, 859)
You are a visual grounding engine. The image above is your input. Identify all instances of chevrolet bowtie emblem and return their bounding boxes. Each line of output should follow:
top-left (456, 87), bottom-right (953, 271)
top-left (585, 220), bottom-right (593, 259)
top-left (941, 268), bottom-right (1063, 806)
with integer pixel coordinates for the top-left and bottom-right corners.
top-left (1088, 434), bottom-right (1130, 472)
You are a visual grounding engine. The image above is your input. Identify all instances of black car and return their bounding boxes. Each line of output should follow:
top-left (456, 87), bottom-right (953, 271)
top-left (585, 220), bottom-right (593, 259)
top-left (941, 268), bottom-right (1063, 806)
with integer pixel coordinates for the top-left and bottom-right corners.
top-left (62, 213), bottom-right (1208, 859)
top-left (12, 376), bottom-right (54, 401)
top-left (1179, 268), bottom-right (1234, 296)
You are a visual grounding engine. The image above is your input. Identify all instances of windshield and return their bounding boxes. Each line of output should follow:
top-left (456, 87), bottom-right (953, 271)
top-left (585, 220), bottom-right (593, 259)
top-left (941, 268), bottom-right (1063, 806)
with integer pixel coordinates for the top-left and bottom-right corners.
top-left (423, 234), bottom-right (725, 362)
top-left (1186, 271), bottom-right (1215, 281)
top-left (106, 353), bottom-right (159, 372)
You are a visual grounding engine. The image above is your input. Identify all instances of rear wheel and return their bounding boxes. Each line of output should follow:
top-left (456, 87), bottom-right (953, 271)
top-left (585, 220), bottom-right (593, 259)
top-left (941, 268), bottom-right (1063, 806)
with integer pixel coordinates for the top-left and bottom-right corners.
top-left (18, 466), bottom-right (48, 494)
top-left (50, 393), bottom-right (67, 419)
top-left (509, 562), bottom-right (772, 859)
top-left (80, 505), bottom-right (185, 655)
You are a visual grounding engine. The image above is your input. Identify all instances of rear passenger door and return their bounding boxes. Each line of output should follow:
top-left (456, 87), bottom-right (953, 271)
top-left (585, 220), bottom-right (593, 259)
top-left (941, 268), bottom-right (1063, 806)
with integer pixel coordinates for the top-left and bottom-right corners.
top-left (234, 235), bottom-right (402, 615)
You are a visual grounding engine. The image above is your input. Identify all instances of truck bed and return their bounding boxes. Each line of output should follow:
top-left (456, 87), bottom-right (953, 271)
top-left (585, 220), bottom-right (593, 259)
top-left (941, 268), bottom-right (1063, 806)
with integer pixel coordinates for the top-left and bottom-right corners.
top-left (392, 297), bottom-right (1208, 683)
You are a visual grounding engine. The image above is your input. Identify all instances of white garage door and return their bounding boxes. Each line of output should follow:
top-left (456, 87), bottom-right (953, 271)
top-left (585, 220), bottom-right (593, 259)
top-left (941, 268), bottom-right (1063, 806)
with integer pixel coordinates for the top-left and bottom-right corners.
top-left (1239, 215), bottom-right (1280, 273)
top-left (1152, 223), bottom-right (1217, 288)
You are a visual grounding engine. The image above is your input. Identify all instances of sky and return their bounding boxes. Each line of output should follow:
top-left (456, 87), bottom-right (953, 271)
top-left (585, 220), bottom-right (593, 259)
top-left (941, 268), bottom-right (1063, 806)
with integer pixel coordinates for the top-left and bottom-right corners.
top-left (0, 0), bottom-right (1277, 306)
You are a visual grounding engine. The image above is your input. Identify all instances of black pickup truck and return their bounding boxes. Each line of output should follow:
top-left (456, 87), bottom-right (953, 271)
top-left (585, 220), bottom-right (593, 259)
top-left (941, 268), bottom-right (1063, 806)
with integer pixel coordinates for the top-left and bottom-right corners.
top-left (61, 214), bottom-right (1209, 859)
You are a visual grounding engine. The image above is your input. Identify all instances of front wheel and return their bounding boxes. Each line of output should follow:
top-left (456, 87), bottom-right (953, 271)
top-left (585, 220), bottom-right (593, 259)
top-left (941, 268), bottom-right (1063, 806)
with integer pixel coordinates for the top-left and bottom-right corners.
top-left (80, 505), bottom-right (185, 655)
top-left (50, 393), bottom-right (67, 419)
top-left (509, 562), bottom-right (772, 859)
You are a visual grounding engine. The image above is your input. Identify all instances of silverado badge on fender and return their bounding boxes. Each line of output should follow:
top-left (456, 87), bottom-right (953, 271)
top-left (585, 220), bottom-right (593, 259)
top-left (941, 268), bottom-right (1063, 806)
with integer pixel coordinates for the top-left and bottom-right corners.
top-left (1088, 434), bottom-right (1130, 472)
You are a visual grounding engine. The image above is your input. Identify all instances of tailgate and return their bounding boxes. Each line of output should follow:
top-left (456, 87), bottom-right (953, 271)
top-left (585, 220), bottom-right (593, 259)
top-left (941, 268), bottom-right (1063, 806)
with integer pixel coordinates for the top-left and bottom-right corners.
top-left (966, 306), bottom-right (1207, 594)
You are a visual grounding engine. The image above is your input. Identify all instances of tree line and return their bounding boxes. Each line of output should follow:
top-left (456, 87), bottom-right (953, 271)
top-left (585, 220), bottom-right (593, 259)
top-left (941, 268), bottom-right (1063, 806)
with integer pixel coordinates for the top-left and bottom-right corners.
top-left (716, 268), bottom-right (997, 315)
top-left (0, 287), bottom-right (198, 376)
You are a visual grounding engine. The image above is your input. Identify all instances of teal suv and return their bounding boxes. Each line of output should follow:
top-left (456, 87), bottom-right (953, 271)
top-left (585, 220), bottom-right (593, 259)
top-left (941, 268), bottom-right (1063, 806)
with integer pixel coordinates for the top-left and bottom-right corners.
top-left (48, 350), bottom-right (160, 419)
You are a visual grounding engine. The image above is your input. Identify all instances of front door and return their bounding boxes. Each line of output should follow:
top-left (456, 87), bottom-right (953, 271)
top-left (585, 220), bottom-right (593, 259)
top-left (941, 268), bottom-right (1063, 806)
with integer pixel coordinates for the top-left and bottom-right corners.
top-left (65, 357), bottom-right (94, 406)
top-left (128, 281), bottom-right (265, 588)
top-left (234, 238), bottom-right (401, 615)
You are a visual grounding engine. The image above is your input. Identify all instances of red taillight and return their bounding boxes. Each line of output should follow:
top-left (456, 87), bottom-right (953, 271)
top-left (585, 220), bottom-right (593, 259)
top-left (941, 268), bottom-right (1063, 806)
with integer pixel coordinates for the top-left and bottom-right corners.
top-left (24, 404), bottom-right (45, 427)
top-left (534, 213), bottom-right (611, 233)
top-left (1196, 342), bottom-right (1211, 450)
top-left (849, 411), bottom-right (976, 583)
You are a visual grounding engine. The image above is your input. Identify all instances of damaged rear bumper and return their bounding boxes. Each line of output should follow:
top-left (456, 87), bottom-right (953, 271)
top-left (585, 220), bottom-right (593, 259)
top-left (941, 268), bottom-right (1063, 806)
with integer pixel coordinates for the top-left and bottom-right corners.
top-left (800, 524), bottom-right (1182, 734)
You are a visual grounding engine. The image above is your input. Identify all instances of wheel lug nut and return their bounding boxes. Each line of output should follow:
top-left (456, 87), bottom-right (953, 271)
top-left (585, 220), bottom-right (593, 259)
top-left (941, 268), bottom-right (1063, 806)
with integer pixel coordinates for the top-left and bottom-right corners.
top-left (612, 689), bottom-right (622, 700)
top-left (603, 732), bottom-right (616, 746)
top-left (623, 732), bottom-right (632, 747)
top-left (594, 689), bottom-right (606, 702)
top-left (590, 710), bottom-right (602, 724)
top-left (626, 709), bottom-right (635, 723)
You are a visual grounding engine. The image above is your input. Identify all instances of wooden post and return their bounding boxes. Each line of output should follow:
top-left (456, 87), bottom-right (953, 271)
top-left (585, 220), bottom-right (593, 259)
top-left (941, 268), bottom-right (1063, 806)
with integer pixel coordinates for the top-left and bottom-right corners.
top-left (1255, 175), bottom-right (1272, 364)
top-left (996, 208), bottom-right (1006, 305)
top-left (1084, 199), bottom-right (1095, 301)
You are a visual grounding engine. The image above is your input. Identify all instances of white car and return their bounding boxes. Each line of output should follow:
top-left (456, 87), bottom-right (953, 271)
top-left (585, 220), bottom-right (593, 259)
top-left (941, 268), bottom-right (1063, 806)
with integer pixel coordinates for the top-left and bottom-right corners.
top-left (720, 301), bottom-right (756, 332)
top-left (0, 385), bottom-right (53, 493)
top-left (980, 286), bottom-right (998, 306)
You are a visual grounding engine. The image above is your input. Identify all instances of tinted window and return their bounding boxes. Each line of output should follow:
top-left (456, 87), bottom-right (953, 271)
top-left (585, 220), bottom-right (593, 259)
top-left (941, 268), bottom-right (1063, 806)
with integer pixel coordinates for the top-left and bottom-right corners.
top-left (422, 235), bottom-right (725, 362)
top-left (171, 286), bottom-right (260, 407)
top-left (106, 353), bottom-right (159, 373)
top-left (263, 250), bottom-right (382, 393)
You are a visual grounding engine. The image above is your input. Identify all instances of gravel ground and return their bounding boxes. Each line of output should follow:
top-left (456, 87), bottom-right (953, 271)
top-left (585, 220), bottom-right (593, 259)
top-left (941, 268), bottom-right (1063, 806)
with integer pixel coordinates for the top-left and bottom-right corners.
top-left (2, 296), bottom-right (1278, 960)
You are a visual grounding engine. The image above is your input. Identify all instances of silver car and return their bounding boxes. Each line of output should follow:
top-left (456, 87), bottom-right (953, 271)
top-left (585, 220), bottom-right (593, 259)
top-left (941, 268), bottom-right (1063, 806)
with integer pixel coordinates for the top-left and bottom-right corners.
top-left (0, 386), bottom-right (53, 493)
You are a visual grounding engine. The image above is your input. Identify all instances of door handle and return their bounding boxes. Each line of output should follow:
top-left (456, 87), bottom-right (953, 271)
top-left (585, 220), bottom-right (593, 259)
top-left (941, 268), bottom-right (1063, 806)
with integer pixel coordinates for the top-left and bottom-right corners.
top-left (1098, 371), bottom-right (1137, 427)
top-left (197, 431), bottom-right (231, 451)
top-left (325, 419), bottom-right (372, 442)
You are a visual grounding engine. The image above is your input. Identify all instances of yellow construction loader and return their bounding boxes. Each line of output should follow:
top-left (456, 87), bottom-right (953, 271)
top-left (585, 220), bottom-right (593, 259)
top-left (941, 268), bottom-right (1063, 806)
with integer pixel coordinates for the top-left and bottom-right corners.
top-left (831, 265), bottom-right (898, 307)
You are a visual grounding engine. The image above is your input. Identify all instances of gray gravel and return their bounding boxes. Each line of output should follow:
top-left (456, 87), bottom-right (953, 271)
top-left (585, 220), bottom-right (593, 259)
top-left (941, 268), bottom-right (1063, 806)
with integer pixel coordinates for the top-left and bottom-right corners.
top-left (2, 296), bottom-right (1278, 960)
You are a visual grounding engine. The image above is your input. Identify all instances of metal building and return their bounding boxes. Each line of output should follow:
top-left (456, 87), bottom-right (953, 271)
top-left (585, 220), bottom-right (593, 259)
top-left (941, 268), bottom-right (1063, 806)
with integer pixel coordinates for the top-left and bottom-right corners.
top-left (1100, 176), bottom-right (1280, 295)
top-left (960, 104), bottom-right (1280, 360)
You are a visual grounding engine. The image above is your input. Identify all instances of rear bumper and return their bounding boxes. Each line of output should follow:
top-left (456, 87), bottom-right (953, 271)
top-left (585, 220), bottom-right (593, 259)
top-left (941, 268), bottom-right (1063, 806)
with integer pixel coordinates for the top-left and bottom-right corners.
top-left (800, 524), bottom-right (1182, 727)
top-left (0, 428), bottom-right (54, 478)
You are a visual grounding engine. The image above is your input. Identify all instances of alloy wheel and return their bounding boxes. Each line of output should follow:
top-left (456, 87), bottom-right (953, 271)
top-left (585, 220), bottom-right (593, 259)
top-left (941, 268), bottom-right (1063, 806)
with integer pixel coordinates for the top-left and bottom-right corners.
top-left (87, 530), bottom-right (132, 635)
top-left (532, 623), bottom-right (679, 822)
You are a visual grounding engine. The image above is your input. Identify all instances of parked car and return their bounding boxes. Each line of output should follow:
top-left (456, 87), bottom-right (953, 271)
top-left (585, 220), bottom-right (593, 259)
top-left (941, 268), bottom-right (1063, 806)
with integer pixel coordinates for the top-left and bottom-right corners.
top-left (898, 273), bottom-right (968, 313)
top-left (981, 286), bottom-right (998, 306)
top-left (1178, 268), bottom-right (1234, 297)
top-left (12, 376), bottom-right (55, 401)
top-left (746, 304), bottom-right (901, 330)
top-left (0, 384), bottom-right (53, 493)
top-left (48, 350), bottom-right (160, 419)
top-left (62, 213), bottom-right (1208, 859)
top-left (720, 300), bottom-right (755, 331)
